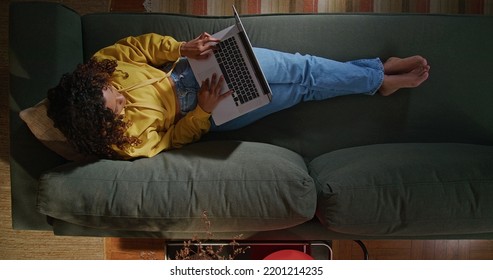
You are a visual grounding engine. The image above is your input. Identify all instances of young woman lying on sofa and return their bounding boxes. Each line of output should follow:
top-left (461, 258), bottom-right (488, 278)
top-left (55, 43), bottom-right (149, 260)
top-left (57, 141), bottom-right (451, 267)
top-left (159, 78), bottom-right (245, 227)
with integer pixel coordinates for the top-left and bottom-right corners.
top-left (47, 33), bottom-right (430, 159)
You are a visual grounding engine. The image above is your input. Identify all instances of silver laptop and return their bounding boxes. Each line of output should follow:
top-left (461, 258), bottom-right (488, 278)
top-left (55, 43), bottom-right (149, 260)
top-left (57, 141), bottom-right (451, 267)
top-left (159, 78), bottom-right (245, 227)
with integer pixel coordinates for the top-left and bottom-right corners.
top-left (188, 6), bottom-right (272, 126)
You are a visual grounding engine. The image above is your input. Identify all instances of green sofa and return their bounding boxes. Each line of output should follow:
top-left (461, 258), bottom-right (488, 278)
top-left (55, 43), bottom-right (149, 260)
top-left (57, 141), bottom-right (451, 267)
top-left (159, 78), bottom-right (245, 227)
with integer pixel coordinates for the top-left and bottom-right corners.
top-left (9, 2), bottom-right (493, 240)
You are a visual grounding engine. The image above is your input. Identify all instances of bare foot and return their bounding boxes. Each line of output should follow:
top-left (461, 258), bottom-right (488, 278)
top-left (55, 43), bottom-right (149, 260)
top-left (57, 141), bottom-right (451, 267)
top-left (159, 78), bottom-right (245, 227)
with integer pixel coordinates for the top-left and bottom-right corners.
top-left (379, 65), bottom-right (430, 96)
top-left (384, 56), bottom-right (428, 75)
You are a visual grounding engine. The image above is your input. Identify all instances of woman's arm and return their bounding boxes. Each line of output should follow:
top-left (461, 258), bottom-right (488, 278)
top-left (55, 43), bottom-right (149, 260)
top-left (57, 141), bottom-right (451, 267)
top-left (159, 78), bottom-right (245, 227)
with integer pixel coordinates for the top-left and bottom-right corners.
top-left (171, 73), bottom-right (231, 147)
top-left (180, 32), bottom-right (220, 60)
top-left (96, 32), bottom-right (220, 65)
top-left (95, 33), bottom-right (182, 65)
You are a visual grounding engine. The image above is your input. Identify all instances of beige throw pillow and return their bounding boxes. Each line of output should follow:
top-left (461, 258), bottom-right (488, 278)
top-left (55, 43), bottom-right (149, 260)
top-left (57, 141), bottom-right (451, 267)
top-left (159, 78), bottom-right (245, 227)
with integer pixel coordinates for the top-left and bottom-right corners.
top-left (19, 99), bottom-right (89, 161)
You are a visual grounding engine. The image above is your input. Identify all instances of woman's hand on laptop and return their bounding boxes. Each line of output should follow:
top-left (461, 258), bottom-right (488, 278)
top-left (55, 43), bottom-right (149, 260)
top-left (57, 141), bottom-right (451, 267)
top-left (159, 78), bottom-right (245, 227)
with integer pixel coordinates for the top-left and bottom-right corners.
top-left (181, 32), bottom-right (220, 60)
top-left (197, 73), bottom-right (232, 114)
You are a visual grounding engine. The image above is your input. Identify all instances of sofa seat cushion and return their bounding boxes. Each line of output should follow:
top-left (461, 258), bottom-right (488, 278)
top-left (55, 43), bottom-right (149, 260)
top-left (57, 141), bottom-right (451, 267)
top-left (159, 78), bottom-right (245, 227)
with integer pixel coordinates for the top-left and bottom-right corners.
top-left (37, 141), bottom-right (316, 233)
top-left (310, 143), bottom-right (493, 236)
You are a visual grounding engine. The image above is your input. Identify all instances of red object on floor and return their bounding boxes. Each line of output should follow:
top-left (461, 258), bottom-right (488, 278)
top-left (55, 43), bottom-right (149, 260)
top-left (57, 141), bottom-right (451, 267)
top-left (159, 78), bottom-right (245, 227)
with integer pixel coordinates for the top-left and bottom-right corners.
top-left (263, 249), bottom-right (314, 260)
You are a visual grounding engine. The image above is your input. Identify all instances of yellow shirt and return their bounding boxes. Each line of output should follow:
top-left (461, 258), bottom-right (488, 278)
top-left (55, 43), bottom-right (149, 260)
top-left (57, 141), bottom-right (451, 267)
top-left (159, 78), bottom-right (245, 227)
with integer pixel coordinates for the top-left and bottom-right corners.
top-left (94, 33), bottom-right (211, 159)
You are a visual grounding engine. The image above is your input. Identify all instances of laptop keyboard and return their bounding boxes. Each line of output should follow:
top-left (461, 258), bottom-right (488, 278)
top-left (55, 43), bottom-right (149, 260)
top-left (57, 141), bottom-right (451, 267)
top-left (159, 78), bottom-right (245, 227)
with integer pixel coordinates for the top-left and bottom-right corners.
top-left (214, 37), bottom-right (259, 106)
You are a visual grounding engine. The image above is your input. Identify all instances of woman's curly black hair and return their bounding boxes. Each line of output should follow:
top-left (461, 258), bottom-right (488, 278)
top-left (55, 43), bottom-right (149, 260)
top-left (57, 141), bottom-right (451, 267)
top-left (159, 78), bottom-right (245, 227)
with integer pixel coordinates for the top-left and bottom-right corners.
top-left (47, 58), bottom-right (140, 159)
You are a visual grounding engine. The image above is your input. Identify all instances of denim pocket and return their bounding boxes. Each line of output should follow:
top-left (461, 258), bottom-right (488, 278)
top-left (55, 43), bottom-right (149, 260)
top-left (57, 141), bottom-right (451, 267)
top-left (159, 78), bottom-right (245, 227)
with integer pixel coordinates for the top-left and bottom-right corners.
top-left (176, 87), bottom-right (198, 115)
top-left (170, 60), bottom-right (200, 115)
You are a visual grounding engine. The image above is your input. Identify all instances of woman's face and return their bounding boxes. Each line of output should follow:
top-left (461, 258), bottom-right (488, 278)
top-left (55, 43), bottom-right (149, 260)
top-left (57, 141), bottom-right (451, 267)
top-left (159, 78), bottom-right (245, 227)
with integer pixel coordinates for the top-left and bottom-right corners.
top-left (103, 85), bottom-right (126, 115)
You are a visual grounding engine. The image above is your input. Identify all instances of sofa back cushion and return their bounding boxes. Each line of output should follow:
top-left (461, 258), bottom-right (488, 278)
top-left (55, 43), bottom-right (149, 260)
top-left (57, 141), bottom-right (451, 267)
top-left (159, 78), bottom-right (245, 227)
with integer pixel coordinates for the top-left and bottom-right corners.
top-left (37, 141), bottom-right (316, 232)
top-left (82, 13), bottom-right (493, 161)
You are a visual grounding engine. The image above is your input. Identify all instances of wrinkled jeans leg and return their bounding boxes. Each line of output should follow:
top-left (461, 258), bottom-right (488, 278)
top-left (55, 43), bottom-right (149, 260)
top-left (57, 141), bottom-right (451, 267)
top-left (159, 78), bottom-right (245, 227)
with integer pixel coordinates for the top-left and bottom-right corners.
top-left (210, 48), bottom-right (384, 131)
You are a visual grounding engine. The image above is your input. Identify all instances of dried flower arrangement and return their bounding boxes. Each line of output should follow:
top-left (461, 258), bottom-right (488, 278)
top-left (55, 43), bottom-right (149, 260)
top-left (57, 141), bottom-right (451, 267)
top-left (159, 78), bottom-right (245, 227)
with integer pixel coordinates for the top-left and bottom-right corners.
top-left (174, 211), bottom-right (250, 260)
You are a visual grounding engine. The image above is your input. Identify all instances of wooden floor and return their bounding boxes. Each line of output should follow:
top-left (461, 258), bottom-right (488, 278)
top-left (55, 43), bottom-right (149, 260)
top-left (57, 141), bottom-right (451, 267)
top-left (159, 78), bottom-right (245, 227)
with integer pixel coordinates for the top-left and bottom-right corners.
top-left (110, 0), bottom-right (145, 12)
top-left (333, 240), bottom-right (493, 260)
top-left (105, 238), bottom-right (493, 260)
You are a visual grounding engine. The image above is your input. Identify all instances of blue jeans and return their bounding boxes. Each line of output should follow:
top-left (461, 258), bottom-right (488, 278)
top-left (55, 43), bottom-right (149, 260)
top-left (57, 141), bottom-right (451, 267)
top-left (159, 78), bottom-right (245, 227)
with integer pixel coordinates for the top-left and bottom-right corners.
top-left (169, 48), bottom-right (384, 131)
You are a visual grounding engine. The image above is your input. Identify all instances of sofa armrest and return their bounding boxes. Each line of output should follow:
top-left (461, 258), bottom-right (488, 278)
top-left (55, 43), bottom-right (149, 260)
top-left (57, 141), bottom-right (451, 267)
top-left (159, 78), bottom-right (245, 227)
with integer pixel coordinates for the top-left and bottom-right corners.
top-left (9, 2), bottom-right (83, 229)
